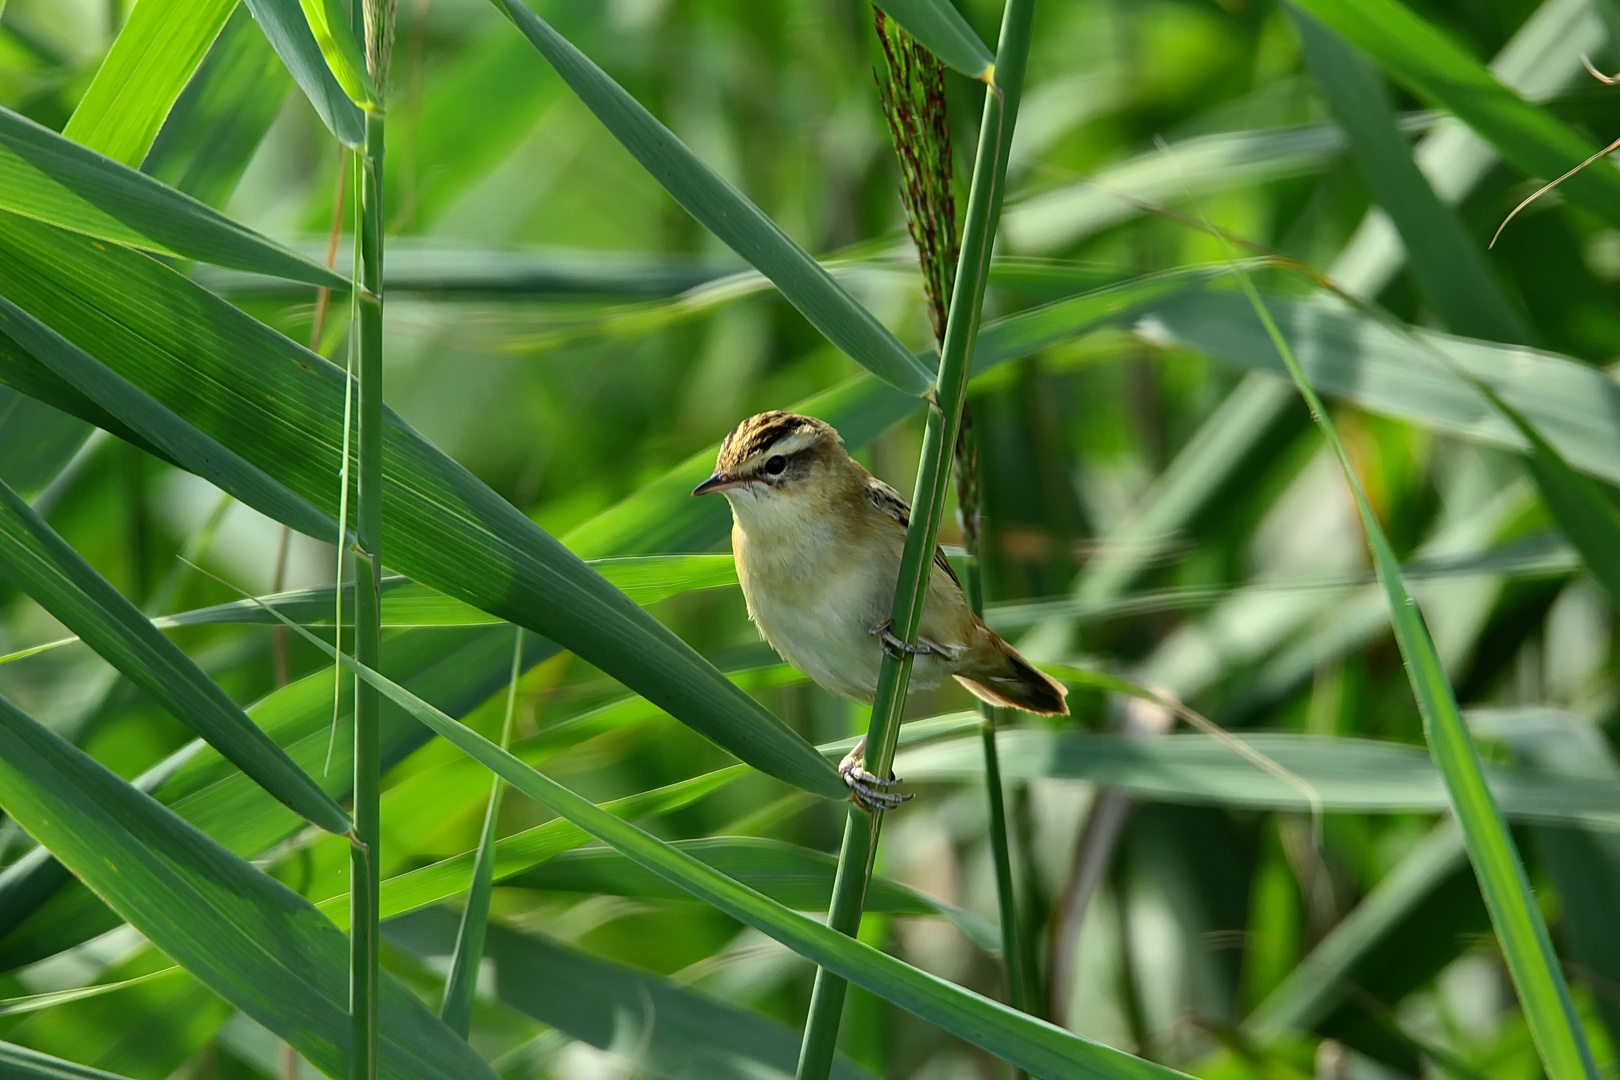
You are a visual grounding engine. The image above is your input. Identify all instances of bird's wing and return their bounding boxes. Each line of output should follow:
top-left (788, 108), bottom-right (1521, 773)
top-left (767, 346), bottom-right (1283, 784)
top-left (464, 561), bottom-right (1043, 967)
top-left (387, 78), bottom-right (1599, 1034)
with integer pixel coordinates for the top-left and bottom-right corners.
top-left (864, 477), bottom-right (963, 590)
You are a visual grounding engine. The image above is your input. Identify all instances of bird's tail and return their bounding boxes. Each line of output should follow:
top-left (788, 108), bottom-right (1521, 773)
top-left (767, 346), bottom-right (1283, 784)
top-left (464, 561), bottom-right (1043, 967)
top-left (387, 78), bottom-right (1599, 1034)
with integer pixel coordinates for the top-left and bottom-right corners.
top-left (954, 632), bottom-right (1069, 716)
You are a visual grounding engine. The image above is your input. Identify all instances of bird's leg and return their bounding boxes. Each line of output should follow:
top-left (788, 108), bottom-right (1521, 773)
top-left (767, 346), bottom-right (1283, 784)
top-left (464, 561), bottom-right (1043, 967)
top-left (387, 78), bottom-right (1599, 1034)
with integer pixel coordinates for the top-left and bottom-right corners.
top-left (869, 618), bottom-right (932, 659)
top-left (837, 736), bottom-right (913, 811)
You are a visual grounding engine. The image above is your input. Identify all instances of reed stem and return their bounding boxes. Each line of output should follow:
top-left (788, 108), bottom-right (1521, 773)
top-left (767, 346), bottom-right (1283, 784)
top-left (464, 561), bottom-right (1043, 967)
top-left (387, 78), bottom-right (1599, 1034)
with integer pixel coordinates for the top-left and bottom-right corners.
top-left (350, 0), bottom-right (392, 1074)
top-left (793, 6), bottom-right (1035, 1078)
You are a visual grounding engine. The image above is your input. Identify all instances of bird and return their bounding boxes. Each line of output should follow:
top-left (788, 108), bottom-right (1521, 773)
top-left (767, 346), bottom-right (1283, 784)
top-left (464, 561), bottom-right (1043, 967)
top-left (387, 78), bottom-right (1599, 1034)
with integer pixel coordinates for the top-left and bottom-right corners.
top-left (692, 410), bottom-right (1068, 811)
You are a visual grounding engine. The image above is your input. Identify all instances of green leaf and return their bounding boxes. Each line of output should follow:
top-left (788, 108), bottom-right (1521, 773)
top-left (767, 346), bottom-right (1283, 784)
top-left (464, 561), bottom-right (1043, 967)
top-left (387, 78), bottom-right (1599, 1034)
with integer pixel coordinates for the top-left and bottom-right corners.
top-left (438, 629), bottom-right (521, 1038)
top-left (875, 0), bottom-right (993, 81)
top-left (1228, 255), bottom-right (1598, 1080)
top-left (897, 727), bottom-right (1620, 828)
top-left (1288, 0), bottom-right (1620, 233)
top-left (1289, 9), bottom-right (1526, 344)
top-left (0, 291), bottom-right (338, 545)
top-left (1460, 381), bottom-right (1620, 608)
top-left (272, 602), bottom-right (1197, 1080)
top-left (0, 476), bottom-right (349, 835)
top-left (0, 1041), bottom-right (136, 1080)
top-left (509, 837), bottom-right (1000, 951)
top-left (1127, 287), bottom-right (1620, 486)
top-left (0, 106), bottom-right (344, 286)
top-left (330, 769), bottom-right (747, 928)
top-left (0, 212), bottom-right (845, 802)
top-left (486, 0), bottom-right (935, 396)
top-left (143, 6), bottom-right (294, 208)
top-left (155, 556), bottom-right (738, 630)
top-left (0, 626), bottom-right (554, 973)
top-left (1243, 821), bottom-right (1468, 1040)
top-left (1487, 712), bottom-right (1620, 1047)
top-left (389, 911), bottom-right (882, 1080)
top-left (242, 0), bottom-right (366, 146)
top-left (63, 0), bottom-right (237, 166)
top-left (0, 693), bottom-right (495, 1080)
top-left (292, 0), bottom-right (380, 110)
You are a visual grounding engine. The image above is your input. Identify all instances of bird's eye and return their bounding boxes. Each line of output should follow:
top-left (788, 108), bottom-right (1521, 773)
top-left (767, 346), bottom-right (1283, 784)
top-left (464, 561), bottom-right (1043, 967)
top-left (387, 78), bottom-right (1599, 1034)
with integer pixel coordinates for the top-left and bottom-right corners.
top-left (765, 455), bottom-right (787, 476)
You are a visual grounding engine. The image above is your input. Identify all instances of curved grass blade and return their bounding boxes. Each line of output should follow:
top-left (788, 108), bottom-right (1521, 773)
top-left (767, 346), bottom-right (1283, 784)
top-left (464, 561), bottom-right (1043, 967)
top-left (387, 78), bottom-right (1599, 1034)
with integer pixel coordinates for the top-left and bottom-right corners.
top-left (0, 292), bottom-right (338, 546)
top-left (293, 0), bottom-right (380, 109)
top-left (487, 0), bottom-right (934, 396)
top-left (0, 213), bottom-right (844, 802)
top-left (1221, 243), bottom-right (1599, 1080)
top-left (0, 477), bottom-right (349, 836)
top-left (0, 1041), bottom-right (137, 1080)
top-left (392, 911), bottom-right (881, 1080)
top-left (876, 0), bottom-right (994, 81)
top-left (1289, 0), bottom-right (1620, 233)
top-left (0, 693), bottom-right (496, 1080)
top-left (439, 628), bottom-right (523, 1037)
top-left (0, 626), bottom-right (552, 975)
top-left (266, 604), bottom-right (1196, 1080)
top-left (1289, 9), bottom-right (1526, 344)
top-left (243, 0), bottom-right (366, 146)
top-left (0, 106), bottom-right (345, 286)
top-left (63, 0), bottom-right (236, 166)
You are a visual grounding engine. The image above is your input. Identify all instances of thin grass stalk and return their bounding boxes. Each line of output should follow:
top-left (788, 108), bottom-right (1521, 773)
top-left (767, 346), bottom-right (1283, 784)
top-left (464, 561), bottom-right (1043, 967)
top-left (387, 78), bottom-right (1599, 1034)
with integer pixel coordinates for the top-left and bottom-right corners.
top-left (874, 7), bottom-right (1030, 1043)
top-left (351, 1), bottom-right (393, 1076)
top-left (1197, 225), bottom-right (1599, 1080)
top-left (440, 627), bottom-right (524, 1037)
top-left (794, 6), bottom-right (1035, 1079)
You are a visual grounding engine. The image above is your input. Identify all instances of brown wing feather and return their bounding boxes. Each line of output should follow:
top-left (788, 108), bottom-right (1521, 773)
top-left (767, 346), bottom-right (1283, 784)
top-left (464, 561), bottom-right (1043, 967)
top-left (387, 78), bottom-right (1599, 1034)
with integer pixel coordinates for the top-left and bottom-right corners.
top-left (864, 478), bottom-right (962, 590)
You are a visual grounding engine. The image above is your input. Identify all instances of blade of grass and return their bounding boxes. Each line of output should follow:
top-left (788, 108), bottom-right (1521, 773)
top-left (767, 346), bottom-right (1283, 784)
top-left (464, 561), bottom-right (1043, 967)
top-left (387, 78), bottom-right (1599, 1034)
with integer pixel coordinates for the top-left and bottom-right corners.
top-left (393, 912), bottom-right (883, 1080)
top-left (0, 476), bottom-right (349, 835)
top-left (894, 727), bottom-right (1620, 828)
top-left (438, 627), bottom-right (522, 1038)
top-left (486, 0), bottom-right (934, 397)
top-left (0, 291), bottom-right (338, 545)
top-left (1209, 213), bottom-right (1599, 1080)
top-left (1288, 8), bottom-right (1526, 344)
top-left (63, 0), bottom-right (236, 166)
top-left (799, 1), bottom-right (1035, 1072)
top-left (1288, 0), bottom-right (1620, 233)
top-left (294, 0), bottom-right (380, 109)
top-left (0, 691), bottom-right (495, 1080)
top-left (245, 0), bottom-right (367, 145)
top-left (1243, 821), bottom-right (1466, 1040)
top-left (0, 105), bottom-right (344, 286)
top-left (875, 0), bottom-right (994, 82)
top-left (0, 1041), bottom-right (138, 1080)
top-left (255, 594), bottom-right (1197, 1080)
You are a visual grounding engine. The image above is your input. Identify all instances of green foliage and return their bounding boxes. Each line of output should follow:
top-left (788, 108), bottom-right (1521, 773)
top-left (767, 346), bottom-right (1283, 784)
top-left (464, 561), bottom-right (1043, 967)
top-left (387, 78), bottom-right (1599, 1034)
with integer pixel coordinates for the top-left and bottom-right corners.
top-left (3, 0), bottom-right (1620, 1077)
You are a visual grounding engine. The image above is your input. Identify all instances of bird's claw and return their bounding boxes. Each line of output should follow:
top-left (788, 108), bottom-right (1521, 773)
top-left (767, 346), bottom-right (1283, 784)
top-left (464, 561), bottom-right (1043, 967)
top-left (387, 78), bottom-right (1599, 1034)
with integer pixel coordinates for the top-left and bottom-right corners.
top-left (838, 741), bottom-right (913, 812)
top-left (869, 619), bottom-right (932, 660)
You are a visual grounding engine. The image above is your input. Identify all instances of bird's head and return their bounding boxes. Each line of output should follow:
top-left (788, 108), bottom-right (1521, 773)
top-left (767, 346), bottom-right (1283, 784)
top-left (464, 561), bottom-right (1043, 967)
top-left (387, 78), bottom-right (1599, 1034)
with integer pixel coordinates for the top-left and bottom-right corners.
top-left (692, 412), bottom-right (854, 530)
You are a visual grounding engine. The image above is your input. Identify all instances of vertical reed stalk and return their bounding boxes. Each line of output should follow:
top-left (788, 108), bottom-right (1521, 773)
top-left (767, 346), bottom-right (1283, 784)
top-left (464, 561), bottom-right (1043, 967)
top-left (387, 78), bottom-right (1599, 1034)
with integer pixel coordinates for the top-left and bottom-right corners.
top-left (351, 2), bottom-right (393, 1078)
top-left (874, 7), bottom-right (1030, 1045)
top-left (794, 6), bottom-right (1035, 1079)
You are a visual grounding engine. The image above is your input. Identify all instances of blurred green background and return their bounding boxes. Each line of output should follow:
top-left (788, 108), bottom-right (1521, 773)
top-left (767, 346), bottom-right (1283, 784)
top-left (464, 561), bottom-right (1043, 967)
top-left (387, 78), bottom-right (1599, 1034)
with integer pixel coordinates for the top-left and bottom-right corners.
top-left (3, 0), bottom-right (1620, 1076)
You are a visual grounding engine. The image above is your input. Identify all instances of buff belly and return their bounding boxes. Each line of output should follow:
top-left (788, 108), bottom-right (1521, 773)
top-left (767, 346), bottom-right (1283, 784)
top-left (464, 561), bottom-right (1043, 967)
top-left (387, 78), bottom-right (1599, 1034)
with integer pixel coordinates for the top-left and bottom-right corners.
top-left (737, 540), bottom-right (955, 703)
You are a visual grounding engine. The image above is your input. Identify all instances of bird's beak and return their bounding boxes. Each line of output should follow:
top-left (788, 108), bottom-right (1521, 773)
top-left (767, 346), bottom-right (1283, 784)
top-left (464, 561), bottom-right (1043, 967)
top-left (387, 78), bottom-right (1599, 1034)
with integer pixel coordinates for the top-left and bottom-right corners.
top-left (692, 471), bottom-right (744, 496)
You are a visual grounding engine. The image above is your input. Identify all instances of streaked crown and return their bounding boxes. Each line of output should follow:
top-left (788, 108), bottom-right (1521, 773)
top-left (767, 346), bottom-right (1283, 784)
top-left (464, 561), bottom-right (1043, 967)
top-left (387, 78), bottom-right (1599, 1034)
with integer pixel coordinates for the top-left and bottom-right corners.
top-left (714, 411), bottom-right (842, 476)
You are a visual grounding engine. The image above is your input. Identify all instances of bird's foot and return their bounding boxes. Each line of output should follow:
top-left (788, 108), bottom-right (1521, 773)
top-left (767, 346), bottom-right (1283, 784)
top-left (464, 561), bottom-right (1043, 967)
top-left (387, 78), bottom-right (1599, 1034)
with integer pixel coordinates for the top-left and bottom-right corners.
top-left (869, 619), bottom-right (932, 660)
top-left (838, 737), bottom-right (913, 812)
